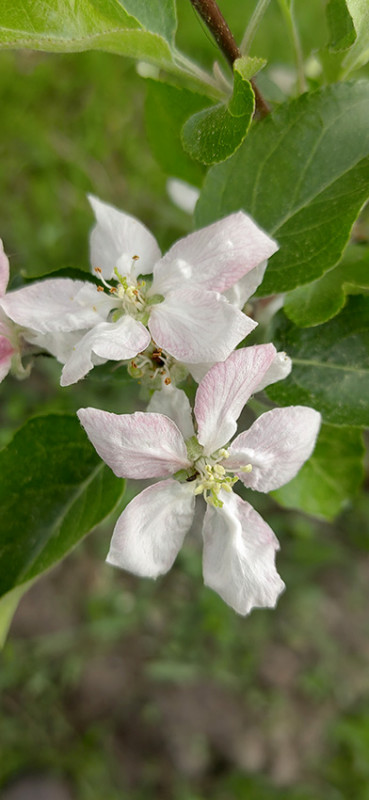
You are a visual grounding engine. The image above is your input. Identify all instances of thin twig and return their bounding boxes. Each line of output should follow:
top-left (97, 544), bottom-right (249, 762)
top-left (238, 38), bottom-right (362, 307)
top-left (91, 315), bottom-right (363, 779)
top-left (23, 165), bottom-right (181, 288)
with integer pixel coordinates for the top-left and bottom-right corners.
top-left (189, 0), bottom-right (270, 117)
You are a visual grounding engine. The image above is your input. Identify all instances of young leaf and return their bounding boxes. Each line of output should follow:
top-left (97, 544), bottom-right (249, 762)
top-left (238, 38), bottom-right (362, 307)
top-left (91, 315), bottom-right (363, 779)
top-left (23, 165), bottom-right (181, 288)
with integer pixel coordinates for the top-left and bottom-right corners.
top-left (0, 0), bottom-right (175, 70)
top-left (0, 415), bottom-right (125, 599)
top-left (272, 424), bottom-right (364, 520)
top-left (181, 59), bottom-right (255, 166)
top-left (284, 245), bottom-right (369, 327)
top-left (196, 83), bottom-right (369, 294)
top-left (266, 296), bottom-right (369, 427)
top-left (145, 80), bottom-right (207, 185)
top-left (326, 0), bottom-right (356, 51)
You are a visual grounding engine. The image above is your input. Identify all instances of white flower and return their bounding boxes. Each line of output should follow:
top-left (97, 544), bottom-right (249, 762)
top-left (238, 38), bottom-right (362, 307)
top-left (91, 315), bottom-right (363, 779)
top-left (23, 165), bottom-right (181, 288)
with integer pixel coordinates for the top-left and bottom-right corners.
top-left (78, 345), bottom-right (321, 615)
top-left (0, 240), bottom-right (37, 382)
top-left (1, 197), bottom-right (278, 385)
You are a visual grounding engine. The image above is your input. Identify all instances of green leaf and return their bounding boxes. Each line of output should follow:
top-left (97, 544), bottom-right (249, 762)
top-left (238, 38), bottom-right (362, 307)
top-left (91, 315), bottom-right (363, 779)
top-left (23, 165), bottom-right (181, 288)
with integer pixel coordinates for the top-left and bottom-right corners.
top-left (196, 83), bottom-right (369, 294)
top-left (0, 415), bottom-right (125, 598)
top-left (181, 58), bottom-right (255, 166)
top-left (266, 296), bottom-right (369, 427)
top-left (145, 80), bottom-right (207, 185)
top-left (342, 0), bottom-right (369, 74)
top-left (117, 0), bottom-right (176, 43)
top-left (326, 0), bottom-right (356, 51)
top-left (0, 0), bottom-right (175, 70)
top-left (284, 245), bottom-right (369, 327)
top-left (272, 424), bottom-right (364, 520)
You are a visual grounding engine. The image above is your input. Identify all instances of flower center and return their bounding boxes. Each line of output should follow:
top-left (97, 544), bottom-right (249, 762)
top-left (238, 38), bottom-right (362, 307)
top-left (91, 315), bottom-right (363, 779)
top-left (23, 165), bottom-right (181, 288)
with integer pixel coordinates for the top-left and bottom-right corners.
top-left (127, 342), bottom-right (189, 390)
top-left (128, 341), bottom-right (172, 386)
top-left (94, 260), bottom-right (163, 324)
top-left (176, 437), bottom-right (252, 508)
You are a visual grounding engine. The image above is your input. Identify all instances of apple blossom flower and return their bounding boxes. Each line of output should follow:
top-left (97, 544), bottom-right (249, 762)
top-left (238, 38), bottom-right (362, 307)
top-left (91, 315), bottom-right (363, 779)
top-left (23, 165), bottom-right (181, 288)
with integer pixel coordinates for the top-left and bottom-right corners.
top-left (0, 239), bottom-right (39, 382)
top-left (77, 345), bottom-right (321, 615)
top-left (0, 197), bottom-right (278, 386)
top-left (0, 239), bottom-right (94, 380)
top-left (0, 240), bottom-right (15, 382)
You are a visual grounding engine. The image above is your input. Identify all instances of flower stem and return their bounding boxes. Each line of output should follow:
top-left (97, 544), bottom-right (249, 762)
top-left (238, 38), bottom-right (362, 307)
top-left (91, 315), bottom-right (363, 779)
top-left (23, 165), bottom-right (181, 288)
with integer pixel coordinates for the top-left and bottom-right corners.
top-left (240, 0), bottom-right (271, 55)
top-left (188, 0), bottom-right (270, 117)
top-left (277, 0), bottom-right (306, 93)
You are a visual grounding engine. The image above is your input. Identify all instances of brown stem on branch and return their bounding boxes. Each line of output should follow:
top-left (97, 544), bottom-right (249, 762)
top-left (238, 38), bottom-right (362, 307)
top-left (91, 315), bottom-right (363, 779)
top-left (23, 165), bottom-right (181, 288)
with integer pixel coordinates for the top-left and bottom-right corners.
top-left (189, 0), bottom-right (269, 118)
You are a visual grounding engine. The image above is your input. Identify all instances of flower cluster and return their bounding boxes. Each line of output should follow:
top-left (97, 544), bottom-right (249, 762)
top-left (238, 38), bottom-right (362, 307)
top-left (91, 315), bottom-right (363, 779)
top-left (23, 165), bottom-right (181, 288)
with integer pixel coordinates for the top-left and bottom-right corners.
top-left (0, 198), bottom-right (321, 615)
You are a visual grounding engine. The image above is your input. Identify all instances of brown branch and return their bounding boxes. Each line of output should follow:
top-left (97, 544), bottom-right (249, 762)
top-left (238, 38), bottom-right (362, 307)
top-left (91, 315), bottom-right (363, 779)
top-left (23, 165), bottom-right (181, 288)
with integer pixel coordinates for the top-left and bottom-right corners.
top-left (189, 0), bottom-right (269, 118)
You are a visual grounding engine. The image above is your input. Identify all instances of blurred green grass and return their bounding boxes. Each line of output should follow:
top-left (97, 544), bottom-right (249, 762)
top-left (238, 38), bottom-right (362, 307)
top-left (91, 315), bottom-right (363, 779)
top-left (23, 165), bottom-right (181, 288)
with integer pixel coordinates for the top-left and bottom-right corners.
top-left (1, 2), bottom-right (369, 798)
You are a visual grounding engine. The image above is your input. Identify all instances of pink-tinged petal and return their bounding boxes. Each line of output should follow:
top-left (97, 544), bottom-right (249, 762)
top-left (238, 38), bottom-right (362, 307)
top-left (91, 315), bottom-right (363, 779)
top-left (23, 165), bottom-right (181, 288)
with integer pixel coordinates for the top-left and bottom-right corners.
top-left (0, 279), bottom-right (115, 334)
top-left (147, 384), bottom-right (195, 440)
top-left (61, 315), bottom-right (150, 385)
top-left (228, 406), bottom-right (321, 492)
top-left (88, 195), bottom-right (161, 280)
top-left (224, 260), bottom-right (267, 308)
top-left (149, 288), bottom-right (256, 364)
top-left (151, 212), bottom-right (278, 296)
top-left (255, 351), bottom-right (292, 393)
top-left (0, 335), bottom-right (14, 382)
top-left (202, 491), bottom-right (285, 615)
top-left (77, 408), bottom-right (191, 479)
top-left (0, 239), bottom-right (9, 297)
top-left (107, 479), bottom-right (195, 578)
top-left (195, 345), bottom-right (276, 455)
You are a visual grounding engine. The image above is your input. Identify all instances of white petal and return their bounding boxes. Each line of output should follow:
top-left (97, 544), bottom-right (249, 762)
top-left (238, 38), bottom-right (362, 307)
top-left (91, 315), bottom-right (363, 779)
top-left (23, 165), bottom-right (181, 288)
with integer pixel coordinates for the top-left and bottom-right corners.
top-left (88, 195), bottom-right (161, 280)
top-left (0, 239), bottom-right (9, 297)
top-left (149, 288), bottom-right (256, 363)
top-left (107, 480), bottom-right (196, 578)
top-left (147, 384), bottom-right (195, 440)
top-left (25, 328), bottom-right (88, 364)
top-left (228, 406), bottom-right (322, 492)
top-left (255, 351), bottom-right (292, 392)
top-left (61, 315), bottom-right (150, 385)
top-left (224, 260), bottom-right (267, 308)
top-left (187, 362), bottom-right (214, 383)
top-left (195, 345), bottom-right (277, 455)
top-left (0, 279), bottom-right (114, 333)
top-left (166, 178), bottom-right (200, 215)
top-left (78, 408), bottom-right (191, 478)
top-left (202, 491), bottom-right (285, 615)
top-left (151, 212), bottom-right (278, 295)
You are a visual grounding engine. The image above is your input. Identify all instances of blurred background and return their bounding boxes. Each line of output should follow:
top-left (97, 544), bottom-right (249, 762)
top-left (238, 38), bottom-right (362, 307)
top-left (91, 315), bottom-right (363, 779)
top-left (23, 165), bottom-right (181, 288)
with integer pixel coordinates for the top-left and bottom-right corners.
top-left (1, 1), bottom-right (369, 798)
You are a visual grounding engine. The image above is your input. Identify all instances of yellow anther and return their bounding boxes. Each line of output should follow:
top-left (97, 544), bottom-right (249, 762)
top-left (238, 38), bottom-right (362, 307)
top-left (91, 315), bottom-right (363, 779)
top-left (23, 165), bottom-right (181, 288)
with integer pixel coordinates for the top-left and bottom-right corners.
top-left (240, 464), bottom-right (253, 473)
top-left (213, 464), bottom-right (226, 477)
